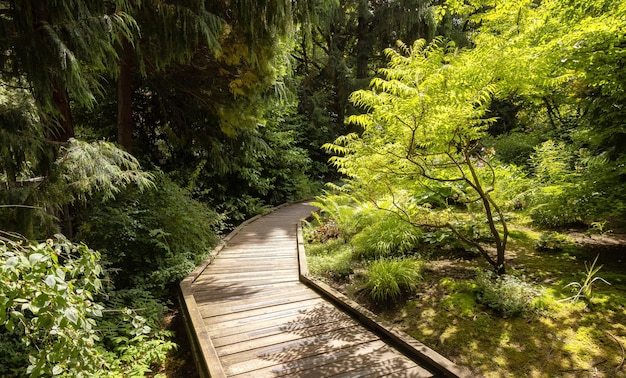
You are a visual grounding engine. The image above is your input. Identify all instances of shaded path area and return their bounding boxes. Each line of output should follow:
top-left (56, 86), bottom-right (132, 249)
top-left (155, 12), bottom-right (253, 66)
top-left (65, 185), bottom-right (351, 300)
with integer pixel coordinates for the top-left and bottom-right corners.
top-left (181, 202), bottom-right (465, 377)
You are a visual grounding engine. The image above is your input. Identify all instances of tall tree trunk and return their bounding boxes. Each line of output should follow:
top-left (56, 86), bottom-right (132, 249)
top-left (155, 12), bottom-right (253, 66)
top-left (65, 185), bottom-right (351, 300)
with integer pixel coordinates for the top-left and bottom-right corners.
top-left (31, 0), bottom-right (74, 143)
top-left (356, 1), bottom-right (370, 80)
top-left (50, 78), bottom-right (75, 142)
top-left (117, 36), bottom-right (135, 152)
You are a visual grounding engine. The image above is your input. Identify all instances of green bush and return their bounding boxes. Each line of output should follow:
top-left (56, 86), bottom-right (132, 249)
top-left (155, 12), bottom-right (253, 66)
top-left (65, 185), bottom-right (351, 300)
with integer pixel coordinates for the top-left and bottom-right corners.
top-left (351, 215), bottom-right (422, 260)
top-left (535, 232), bottom-right (570, 252)
top-left (0, 235), bottom-right (175, 377)
top-left (475, 269), bottom-right (544, 317)
top-left (305, 220), bottom-right (343, 243)
top-left (77, 171), bottom-right (222, 298)
top-left (0, 236), bottom-right (106, 377)
top-left (363, 259), bottom-right (422, 303)
top-left (489, 131), bottom-right (544, 167)
top-left (99, 289), bottom-right (176, 377)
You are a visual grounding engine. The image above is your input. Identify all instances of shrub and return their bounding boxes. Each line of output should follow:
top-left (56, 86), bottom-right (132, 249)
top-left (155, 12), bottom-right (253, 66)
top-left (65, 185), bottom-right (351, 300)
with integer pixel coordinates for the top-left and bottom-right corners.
top-left (489, 131), bottom-right (544, 167)
top-left (311, 194), bottom-right (380, 237)
top-left (0, 235), bottom-right (176, 377)
top-left (363, 259), bottom-right (422, 303)
top-left (535, 232), bottom-right (570, 252)
top-left (475, 269), bottom-right (544, 317)
top-left (99, 289), bottom-right (176, 376)
top-left (0, 236), bottom-right (106, 377)
top-left (305, 220), bottom-right (343, 243)
top-left (77, 171), bottom-right (222, 298)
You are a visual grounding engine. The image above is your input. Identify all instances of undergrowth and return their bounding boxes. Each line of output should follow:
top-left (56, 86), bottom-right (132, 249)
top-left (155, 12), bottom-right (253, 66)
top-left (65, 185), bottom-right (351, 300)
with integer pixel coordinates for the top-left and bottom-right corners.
top-left (304, 214), bottom-right (626, 377)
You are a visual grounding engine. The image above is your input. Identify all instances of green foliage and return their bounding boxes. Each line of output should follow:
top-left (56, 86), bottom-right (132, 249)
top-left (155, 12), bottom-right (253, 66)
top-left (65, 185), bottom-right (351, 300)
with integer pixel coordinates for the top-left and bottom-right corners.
top-left (306, 238), bottom-right (354, 280)
top-left (305, 220), bottom-right (343, 244)
top-left (324, 38), bottom-right (510, 273)
top-left (0, 1), bottom-right (139, 110)
top-left (475, 270), bottom-right (544, 317)
top-left (527, 140), bottom-right (626, 227)
top-left (56, 139), bottom-right (154, 203)
top-left (311, 194), bottom-right (374, 237)
top-left (363, 259), bottom-right (422, 303)
top-left (351, 214), bottom-right (423, 260)
top-left (561, 255), bottom-right (610, 304)
top-left (535, 232), bottom-right (570, 252)
top-left (77, 171), bottom-right (221, 297)
top-left (99, 289), bottom-right (176, 376)
top-left (0, 235), bottom-right (177, 377)
top-left (488, 131), bottom-right (545, 168)
top-left (0, 123), bottom-right (153, 238)
top-left (0, 235), bottom-right (105, 376)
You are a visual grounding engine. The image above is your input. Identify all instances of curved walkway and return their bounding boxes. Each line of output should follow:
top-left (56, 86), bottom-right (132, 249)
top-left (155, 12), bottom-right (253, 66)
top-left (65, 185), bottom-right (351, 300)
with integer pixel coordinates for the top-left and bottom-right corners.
top-left (180, 202), bottom-right (467, 378)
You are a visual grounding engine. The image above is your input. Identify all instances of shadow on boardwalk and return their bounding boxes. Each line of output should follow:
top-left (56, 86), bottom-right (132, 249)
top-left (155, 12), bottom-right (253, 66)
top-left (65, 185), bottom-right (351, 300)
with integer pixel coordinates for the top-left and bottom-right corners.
top-left (181, 202), bottom-right (465, 377)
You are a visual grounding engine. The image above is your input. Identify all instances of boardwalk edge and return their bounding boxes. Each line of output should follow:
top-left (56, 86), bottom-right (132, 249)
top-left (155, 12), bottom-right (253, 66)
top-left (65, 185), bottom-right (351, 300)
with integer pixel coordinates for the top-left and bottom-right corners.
top-left (296, 223), bottom-right (472, 378)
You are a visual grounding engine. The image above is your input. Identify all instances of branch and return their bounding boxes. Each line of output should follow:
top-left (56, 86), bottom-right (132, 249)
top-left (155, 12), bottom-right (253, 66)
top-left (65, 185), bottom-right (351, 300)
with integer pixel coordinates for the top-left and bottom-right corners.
top-left (372, 183), bottom-right (498, 268)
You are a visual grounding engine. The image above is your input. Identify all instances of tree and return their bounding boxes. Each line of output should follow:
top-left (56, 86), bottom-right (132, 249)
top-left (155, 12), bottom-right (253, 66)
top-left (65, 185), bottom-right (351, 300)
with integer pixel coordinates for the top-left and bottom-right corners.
top-left (293, 0), bottom-right (440, 178)
top-left (112, 0), bottom-right (298, 152)
top-left (325, 40), bottom-right (509, 273)
top-left (0, 0), bottom-right (137, 142)
top-left (114, 0), bottom-right (224, 152)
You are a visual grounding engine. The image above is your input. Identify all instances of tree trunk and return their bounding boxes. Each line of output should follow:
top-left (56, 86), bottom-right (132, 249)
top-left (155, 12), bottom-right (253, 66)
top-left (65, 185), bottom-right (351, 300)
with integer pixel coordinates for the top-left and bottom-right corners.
top-left (50, 79), bottom-right (75, 142)
top-left (31, 0), bottom-right (74, 143)
top-left (117, 36), bottom-right (135, 152)
top-left (356, 1), bottom-right (370, 80)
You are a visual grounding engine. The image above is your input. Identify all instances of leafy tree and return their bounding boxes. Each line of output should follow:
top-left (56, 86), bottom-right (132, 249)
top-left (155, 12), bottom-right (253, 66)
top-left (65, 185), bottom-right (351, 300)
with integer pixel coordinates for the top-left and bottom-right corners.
top-left (294, 0), bottom-right (439, 179)
top-left (325, 40), bottom-right (509, 273)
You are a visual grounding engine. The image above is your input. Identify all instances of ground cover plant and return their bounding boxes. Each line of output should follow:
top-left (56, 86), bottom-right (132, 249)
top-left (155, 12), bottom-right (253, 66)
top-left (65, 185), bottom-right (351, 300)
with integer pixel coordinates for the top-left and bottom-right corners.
top-left (304, 215), bottom-right (626, 376)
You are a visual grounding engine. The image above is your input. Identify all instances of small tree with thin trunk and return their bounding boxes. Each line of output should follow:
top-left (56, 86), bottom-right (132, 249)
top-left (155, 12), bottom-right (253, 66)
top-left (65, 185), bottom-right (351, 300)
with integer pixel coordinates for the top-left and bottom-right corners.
top-left (324, 39), bottom-right (508, 274)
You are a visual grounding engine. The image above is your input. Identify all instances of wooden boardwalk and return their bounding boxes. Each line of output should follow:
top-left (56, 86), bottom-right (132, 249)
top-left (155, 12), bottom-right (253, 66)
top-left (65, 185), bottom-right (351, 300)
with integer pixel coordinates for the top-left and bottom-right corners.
top-left (181, 202), bottom-right (467, 378)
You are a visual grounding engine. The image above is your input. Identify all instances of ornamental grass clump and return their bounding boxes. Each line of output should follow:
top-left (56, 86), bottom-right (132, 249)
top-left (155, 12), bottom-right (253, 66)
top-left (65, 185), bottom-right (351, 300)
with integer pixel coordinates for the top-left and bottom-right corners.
top-left (364, 258), bottom-right (422, 303)
top-left (475, 269), bottom-right (544, 317)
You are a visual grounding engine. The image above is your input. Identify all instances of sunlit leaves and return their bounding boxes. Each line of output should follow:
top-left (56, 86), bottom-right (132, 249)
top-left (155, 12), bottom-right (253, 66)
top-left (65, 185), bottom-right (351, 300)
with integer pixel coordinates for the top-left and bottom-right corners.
top-left (0, 236), bottom-right (106, 376)
top-left (56, 139), bottom-right (154, 203)
top-left (323, 37), bottom-right (511, 272)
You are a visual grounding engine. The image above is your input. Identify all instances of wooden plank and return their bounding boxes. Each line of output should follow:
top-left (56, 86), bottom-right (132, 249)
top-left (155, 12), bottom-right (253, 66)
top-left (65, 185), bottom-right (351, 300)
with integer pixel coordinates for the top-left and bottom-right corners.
top-left (194, 284), bottom-right (312, 305)
top-left (211, 312), bottom-right (355, 348)
top-left (200, 291), bottom-right (320, 318)
top-left (192, 281), bottom-right (305, 301)
top-left (219, 329), bottom-right (381, 375)
top-left (208, 302), bottom-right (345, 339)
top-left (193, 273), bottom-right (299, 285)
top-left (326, 355), bottom-right (435, 378)
top-left (215, 316), bottom-right (363, 357)
top-left (200, 297), bottom-right (326, 325)
top-left (227, 340), bottom-right (390, 378)
top-left (206, 303), bottom-right (331, 336)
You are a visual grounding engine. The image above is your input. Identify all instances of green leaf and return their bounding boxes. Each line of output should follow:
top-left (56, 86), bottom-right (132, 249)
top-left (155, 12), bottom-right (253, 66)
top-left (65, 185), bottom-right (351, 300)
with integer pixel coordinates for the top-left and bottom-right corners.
top-left (45, 275), bottom-right (56, 288)
top-left (6, 256), bottom-right (18, 268)
top-left (28, 253), bottom-right (45, 265)
top-left (55, 268), bottom-right (65, 281)
top-left (64, 307), bottom-right (78, 324)
top-left (52, 365), bottom-right (63, 375)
